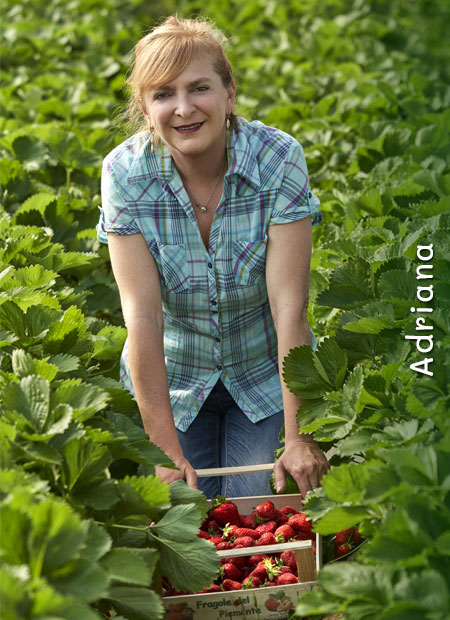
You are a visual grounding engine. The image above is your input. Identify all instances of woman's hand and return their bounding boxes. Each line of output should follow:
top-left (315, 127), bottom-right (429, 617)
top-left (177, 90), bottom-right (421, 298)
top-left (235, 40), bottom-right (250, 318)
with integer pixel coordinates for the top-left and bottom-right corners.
top-left (155, 455), bottom-right (198, 489)
top-left (273, 436), bottom-right (329, 498)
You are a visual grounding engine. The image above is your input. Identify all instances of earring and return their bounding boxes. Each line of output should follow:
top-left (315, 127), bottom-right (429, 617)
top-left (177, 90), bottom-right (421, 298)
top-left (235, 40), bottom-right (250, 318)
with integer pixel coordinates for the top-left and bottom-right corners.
top-left (150, 127), bottom-right (155, 153)
top-left (226, 116), bottom-right (231, 131)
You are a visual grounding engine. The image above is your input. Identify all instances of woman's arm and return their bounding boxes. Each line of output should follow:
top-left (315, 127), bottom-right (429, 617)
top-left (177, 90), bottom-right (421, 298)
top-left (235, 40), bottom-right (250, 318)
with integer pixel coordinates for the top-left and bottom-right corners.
top-left (266, 217), bottom-right (329, 497)
top-left (107, 232), bottom-right (197, 487)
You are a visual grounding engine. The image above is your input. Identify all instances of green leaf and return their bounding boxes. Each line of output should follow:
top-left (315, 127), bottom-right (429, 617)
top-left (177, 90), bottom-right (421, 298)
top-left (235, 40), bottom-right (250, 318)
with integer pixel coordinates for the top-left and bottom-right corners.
top-left (169, 479), bottom-right (209, 516)
top-left (151, 503), bottom-right (202, 542)
top-left (61, 437), bottom-right (112, 493)
top-left (52, 379), bottom-right (109, 422)
top-left (283, 345), bottom-right (331, 399)
top-left (317, 259), bottom-right (374, 309)
top-left (29, 500), bottom-right (87, 576)
top-left (312, 338), bottom-right (348, 390)
top-left (82, 521), bottom-right (112, 563)
top-left (106, 586), bottom-right (164, 620)
top-left (100, 548), bottom-right (152, 586)
top-left (155, 536), bottom-right (219, 592)
top-left (50, 558), bottom-right (110, 601)
top-left (48, 353), bottom-right (80, 373)
top-left (322, 463), bottom-right (369, 504)
top-left (43, 305), bottom-right (90, 354)
top-left (11, 264), bottom-right (58, 289)
top-left (12, 349), bottom-right (58, 382)
top-left (318, 563), bottom-right (393, 605)
top-left (0, 505), bottom-right (30, 565)
top-left (315, 506), bottom-right (370, 535)
top-left (91, 325), bottom-right (127, 360)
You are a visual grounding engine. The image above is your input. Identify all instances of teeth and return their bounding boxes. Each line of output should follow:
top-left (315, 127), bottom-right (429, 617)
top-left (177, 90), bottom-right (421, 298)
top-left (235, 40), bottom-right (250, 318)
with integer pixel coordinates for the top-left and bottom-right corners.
top-left (178, 123), bottom-right (201, 129)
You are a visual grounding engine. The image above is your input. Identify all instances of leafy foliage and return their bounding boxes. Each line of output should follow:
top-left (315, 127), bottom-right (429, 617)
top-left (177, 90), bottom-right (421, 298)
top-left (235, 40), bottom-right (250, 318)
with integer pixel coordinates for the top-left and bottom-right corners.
top-left (1, 0), bottom-right (449, 618)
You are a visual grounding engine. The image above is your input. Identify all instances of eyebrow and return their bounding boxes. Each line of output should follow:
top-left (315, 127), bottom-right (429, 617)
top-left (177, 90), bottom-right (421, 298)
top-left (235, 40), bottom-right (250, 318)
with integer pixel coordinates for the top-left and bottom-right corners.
top-left (153, 77), bottom-right (212, 91)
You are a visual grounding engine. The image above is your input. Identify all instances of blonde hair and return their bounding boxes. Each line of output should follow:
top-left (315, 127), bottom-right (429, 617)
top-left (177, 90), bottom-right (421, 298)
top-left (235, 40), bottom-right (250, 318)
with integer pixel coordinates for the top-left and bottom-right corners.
top-left (125, 16), bottom-right (237, 135)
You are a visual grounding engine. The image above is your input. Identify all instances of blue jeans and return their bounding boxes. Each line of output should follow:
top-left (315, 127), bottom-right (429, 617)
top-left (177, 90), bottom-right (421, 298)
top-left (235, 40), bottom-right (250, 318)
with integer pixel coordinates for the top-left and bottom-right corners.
top-left (177, 380), bottom-right (284, 499)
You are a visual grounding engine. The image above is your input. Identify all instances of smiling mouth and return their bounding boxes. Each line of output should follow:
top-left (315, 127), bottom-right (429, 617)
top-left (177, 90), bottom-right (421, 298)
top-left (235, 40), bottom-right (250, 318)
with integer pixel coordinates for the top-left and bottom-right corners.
top-left (174, 122), bottom-right (204, 133)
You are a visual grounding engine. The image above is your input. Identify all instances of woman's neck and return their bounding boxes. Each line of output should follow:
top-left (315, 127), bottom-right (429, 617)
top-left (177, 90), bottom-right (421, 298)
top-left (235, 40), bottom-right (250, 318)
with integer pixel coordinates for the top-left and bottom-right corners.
top-left (169, 139), bottom-right (228, 185)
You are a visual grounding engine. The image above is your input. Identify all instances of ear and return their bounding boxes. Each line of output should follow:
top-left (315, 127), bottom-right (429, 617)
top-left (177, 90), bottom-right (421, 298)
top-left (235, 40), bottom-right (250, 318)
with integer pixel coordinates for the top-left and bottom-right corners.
top-left (226, 82), bottom-right (236, 115)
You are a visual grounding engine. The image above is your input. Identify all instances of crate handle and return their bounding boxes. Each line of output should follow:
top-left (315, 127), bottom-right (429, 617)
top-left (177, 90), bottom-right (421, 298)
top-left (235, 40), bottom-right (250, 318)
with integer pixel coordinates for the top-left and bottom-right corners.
top-left (195, 463), bottom-right (274, 477)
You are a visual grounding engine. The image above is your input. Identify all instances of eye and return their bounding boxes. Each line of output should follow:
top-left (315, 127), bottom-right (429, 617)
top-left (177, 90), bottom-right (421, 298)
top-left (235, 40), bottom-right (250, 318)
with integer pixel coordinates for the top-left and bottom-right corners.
top-left (154, 92), bottom-right (171, 100)
top-left (195, 86), bottom-right (209, 92)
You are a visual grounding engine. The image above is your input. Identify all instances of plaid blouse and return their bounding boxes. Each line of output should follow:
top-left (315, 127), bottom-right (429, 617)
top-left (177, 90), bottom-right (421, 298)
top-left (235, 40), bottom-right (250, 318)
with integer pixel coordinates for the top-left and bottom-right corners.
top-left (97, 118), bottom-right (322, 431)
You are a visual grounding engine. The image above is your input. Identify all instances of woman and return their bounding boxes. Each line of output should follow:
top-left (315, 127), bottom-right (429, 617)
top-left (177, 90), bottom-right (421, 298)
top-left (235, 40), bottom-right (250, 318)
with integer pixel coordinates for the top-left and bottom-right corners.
top-left (97, 15), bottom-right (329, 498)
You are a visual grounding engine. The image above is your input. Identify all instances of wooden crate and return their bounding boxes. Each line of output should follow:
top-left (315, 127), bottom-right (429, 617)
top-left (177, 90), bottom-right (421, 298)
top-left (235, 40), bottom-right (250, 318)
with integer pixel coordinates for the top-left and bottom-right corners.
top-left (162, 464), bottom-right (321, 620)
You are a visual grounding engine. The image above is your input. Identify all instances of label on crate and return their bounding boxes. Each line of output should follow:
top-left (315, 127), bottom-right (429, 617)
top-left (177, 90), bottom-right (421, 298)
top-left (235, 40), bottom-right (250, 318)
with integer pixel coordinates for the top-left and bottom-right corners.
top-left (163, 582), bottom-right (318, 619)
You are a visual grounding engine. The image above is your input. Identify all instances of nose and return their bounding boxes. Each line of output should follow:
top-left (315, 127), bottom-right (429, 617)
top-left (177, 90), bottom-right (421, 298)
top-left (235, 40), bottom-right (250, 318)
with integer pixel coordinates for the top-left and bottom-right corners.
top-left (174, 92), bottom-right (196, 117)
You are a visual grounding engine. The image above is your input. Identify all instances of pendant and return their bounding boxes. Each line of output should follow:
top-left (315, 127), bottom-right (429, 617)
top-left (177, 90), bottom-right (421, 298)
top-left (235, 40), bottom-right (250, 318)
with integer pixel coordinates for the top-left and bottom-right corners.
top-left (194, 200), bottom-right (207, 213)
top-left (200, 206), bottom-right (207, 213)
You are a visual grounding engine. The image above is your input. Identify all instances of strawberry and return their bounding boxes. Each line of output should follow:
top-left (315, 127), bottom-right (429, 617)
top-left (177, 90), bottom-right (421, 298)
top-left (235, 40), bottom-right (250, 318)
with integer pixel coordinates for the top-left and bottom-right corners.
top-left (335, 543), bottom-right (351, 558)
top-left (207, 519), bottom-right (221, 534)
top-left (279, 566), bottom-right (293, 574)
top-left (221, 563), bottom-right (242, 581)
top-left (248, 553), bottom-right (266, 566)
top-left (235, 527), bottom-right (260, 540)
top-left (202, 584), bottom-right (222, 593)
top-left (216, 541), bottom-right (233, 550)
top-left (277, 573), bottom-right (298, 585)
top-left (280, 550), bottom-right (297, 571)
top-left (222, 523), bottom-right (239, 539)
top-left (273, 508), bottom-right (288, 524)
top-left (197, 530), bottom-right (211, 539)
top-left (233, 536), bottom-right (255, 548)
top-left (242, 575), bottom-right (262, 589)
top-left (210, 535), bottom-right (225, 546)
top-left (278, 597), bottom-right (294, 611)
top-left (280, 505), bottom-right (298, 517)
top-left (265, 597), bottom-right (280, 612)
top-left (295, 531), bottom-right (314, 541)
top-left (256, 532), bottom-right (277, 546)
top-left (274, 524), bottom-right (295, 542)
top-left (239, 510), bottom-right (258, 528)
top-left (250, 562), bottom-right (268, 582)
top-left (266, 581), bottom-right (277, 587)
top-left (288, 512), bottom-right (313, 532)
top-left (211, 500), bottom-right (241, 526)
top-left (255, 500), bottom-right (277, 521)
top-left (254, 520), bottom-right (277, 535)
top-left (351, 527), bottom-right (362, 545)
top-left (222, 579), bottom-right (242, 591)
top-left (226, 556), bottom-right (248, 569)
top-left (334, 528), bottom-right (353, 545)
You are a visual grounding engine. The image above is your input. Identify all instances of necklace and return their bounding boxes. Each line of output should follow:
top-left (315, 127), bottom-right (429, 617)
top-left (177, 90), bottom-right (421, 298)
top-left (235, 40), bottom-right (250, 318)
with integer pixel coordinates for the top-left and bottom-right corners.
top-left (189, 162), bottom-right (226, 213)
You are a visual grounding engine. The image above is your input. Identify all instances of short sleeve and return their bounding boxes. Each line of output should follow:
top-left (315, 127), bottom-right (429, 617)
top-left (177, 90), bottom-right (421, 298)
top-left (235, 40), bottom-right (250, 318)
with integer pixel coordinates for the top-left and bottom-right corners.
top-left (96, 159), bottom-right (140, 244)
top-left (269, 141), bottom-right (322, 227)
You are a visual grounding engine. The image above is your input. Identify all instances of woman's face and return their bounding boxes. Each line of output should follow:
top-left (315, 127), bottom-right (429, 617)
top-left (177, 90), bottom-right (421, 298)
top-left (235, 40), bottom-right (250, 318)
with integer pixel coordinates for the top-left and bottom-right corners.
top-left (142, 54), bottom-right (235, 160)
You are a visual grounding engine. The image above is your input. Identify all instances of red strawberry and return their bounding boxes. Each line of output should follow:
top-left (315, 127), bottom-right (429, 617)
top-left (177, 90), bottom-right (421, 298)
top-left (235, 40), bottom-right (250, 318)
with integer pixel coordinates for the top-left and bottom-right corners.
top-left (222, 579), bottom-right (242, 591)
top-left (266, 581), bottom-right (277, 587)
top-left (280, 505), bottom-right (298, 517)
top-left (226, 556), bottom-right (247, 569)
top-left (240, 510), bottom-right (258, 528)
top-left (242, 575), bottom-right (262, 589)
top-left (335, 543), bottom-right (351, 558)
top-left (277, 573), bottom-right (298, 585)
top-left (254, 521), bottom-right (277, 535)
top-left (256, 532), bottom-right (277, 546)
top-left (274, 524), bottom-right (295, 542)
top-left (335, 528), bottom-right (353, 545)
top-left (211, 501), bottom-right (241, 526)
top-left (250, 562), bottom-right (268, 582)
top-left (207, 519), bottom-right (221, 534)
top-left (351, 527), bottom-right (362, 545)
top-left (210, 535), bottom-right (225, 546)
top-left (233, 536), bottom-right (255, 548)
top-left (235, 527), bottom-right (260, 540)
top-left (273, 508), bottom-right (289, 524)
top-left (202, 583), bottom-right (222, 593)
top-left (222, 563), bottom-right (242, 581)
top-left (222, 523), bottom-right (239, 539)
top-left (197, 530), bottom-right (211, 540)
top-left (280, 550), bottom-right (297, 571)
top-left (279, 566), bottom-right (293, 575)
top-left (265, 597), bottom-right (280, 611)
top-left (295, 531), bottom-right (314, 541)
top-left (248, 553), bottom-right (266, 566)
top-left (216, 541), bottom-right (233, 550)
top-left (288, 513), bottom-right (313, 532)
top-left (255, 500), bottom-right (277, 521)
top-left (278, 597), bottom-right (294, 611)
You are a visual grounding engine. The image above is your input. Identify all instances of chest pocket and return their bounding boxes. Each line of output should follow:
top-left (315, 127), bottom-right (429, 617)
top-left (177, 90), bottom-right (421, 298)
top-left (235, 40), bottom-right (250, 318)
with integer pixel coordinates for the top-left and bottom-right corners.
top-left (159, 244), bottom-right (190, 292)
top-left (233, 237), bottom-right (268, 286)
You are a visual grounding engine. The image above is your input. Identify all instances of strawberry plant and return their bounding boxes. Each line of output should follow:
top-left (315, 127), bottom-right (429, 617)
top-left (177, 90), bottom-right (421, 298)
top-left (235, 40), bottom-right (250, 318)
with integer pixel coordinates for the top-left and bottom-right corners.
top-left (2, 0), bottom-right (449, 618)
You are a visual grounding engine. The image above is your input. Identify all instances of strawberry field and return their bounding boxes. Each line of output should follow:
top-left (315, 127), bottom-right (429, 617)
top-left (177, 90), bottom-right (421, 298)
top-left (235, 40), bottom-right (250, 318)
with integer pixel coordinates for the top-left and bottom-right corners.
top-left (1, 0), bottom-right (449, 618)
